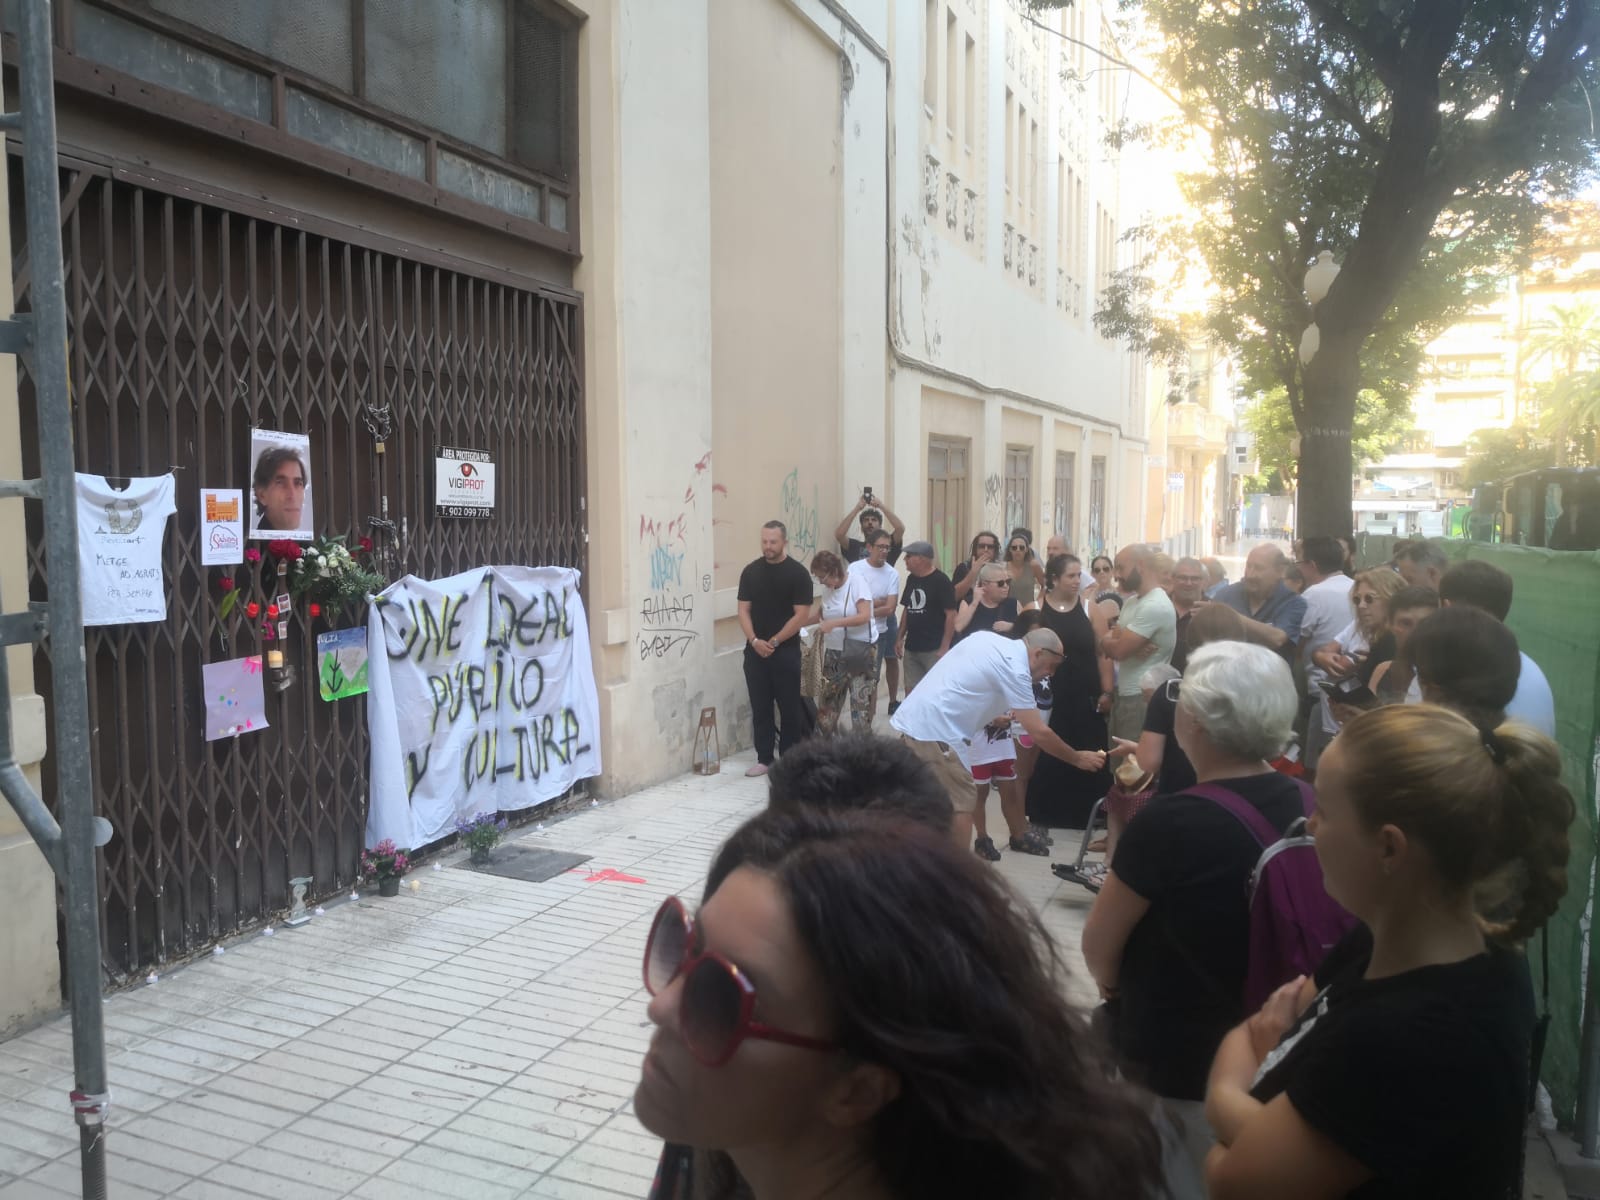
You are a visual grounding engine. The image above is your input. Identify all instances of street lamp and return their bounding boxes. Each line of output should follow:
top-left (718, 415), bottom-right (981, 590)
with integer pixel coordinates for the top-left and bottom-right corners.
top-left (1299, 250), bottom-right (1341, 365)
top-left (1303, 250), bottom-right (1341, 306)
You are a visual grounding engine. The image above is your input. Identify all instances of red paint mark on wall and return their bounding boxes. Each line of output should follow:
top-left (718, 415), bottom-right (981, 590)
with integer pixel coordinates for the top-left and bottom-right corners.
top-left (712, 483), bottom-right (728, 497)
top-left (693, 452), bottom-right (712, 475)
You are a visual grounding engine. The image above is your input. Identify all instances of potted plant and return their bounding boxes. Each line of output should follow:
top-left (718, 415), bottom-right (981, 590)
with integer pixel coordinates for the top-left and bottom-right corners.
top-left (361, 839), bottom-right (411, 896)
top-left (455, 813), bottom-right (509, 865)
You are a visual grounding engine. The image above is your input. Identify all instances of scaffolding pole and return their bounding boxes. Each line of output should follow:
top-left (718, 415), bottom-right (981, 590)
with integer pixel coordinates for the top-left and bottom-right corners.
top-left (0, 1), bottom-right (111, 1195)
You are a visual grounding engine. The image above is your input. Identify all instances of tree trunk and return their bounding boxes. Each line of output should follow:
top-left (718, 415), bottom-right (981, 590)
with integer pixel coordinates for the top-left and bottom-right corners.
top-left (1296, 333), bottom-right (1361, 539)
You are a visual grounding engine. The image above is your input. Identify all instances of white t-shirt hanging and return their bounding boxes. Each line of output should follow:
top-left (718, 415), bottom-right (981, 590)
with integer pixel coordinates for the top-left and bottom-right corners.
top-left (76, 473), bottom-right (177, 626)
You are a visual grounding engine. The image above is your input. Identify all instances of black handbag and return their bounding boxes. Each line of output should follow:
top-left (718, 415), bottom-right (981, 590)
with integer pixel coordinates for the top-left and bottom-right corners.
top-left (841, 637), bottom-right (874, 672)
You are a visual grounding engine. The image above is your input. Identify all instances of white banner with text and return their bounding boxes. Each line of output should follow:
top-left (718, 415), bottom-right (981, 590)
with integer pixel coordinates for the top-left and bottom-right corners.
top-left (366, 565), bottom-right (601, 849)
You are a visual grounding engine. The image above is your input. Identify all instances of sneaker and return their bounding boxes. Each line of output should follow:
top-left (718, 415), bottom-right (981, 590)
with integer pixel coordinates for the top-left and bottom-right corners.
top-left (744, 763), bottom-right (770, 778)
top-left (1028, 822), bottom-right (1055, 846)
top-left (972, 836), bottom-right (1001, 862)
top-left (1008, 831), bottom-right (1051, 856)
top-left (887, 699), bottom-right (901, 716)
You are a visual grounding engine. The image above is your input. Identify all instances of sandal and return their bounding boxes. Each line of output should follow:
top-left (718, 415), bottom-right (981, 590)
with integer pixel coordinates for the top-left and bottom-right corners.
top-left (1008, 831), bottom-right (1051, 856)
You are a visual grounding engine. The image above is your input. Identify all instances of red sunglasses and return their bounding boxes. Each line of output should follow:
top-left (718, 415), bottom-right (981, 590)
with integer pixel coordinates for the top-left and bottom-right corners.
top-left (643, 896), bottom-right (839, 1067)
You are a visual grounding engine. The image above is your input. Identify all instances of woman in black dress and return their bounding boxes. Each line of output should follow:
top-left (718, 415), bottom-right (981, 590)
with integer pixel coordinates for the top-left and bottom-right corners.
top-left (1027, 553), bottom-right (1114, 828)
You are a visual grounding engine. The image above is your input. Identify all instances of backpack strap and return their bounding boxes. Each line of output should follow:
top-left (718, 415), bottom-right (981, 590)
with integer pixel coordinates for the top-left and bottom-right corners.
top-left (1185, 782), bottom-right (1284, 847)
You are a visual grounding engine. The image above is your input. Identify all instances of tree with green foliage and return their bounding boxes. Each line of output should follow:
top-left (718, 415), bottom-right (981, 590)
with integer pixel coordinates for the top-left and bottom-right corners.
top-left (1242, 384), bottom-right (1413, 495)
top-left (1088, 1), bottom-right (1600, 537)
top-left (1525, 301), bottom-right (1600, 464)
top-left (1463, 424), bottom-right (1556, 487)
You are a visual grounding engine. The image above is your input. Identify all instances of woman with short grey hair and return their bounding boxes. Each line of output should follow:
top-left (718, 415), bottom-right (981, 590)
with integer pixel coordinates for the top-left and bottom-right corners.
top-left (1174, 642), bottom-right (1299, 763)
top-left (1081, 641), bottom-right (1309, 1193)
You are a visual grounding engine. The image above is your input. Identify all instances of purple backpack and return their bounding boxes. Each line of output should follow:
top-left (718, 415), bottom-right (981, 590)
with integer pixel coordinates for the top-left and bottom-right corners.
top-left (1188, 781), bottom-right (1357, 1011)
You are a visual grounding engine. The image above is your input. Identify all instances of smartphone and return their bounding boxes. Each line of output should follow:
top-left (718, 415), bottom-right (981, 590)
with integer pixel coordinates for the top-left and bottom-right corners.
top-left (1319, 680), bottom-right (1380, 710)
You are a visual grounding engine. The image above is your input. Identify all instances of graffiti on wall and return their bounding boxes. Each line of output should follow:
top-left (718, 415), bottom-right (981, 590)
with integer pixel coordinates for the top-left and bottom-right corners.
top-left (638, 590), bottom-right (697, 660)
top-left (983, 472), bottom-right (1003, 528)
top-left (636, 454), bottom-right (714, 663)
top-left (779, 468), bottom-right (820, 562)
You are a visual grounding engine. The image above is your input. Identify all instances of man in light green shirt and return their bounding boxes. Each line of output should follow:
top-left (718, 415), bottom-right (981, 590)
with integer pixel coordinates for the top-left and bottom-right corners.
top-left (1099, 544), bottom-right (1177, 741)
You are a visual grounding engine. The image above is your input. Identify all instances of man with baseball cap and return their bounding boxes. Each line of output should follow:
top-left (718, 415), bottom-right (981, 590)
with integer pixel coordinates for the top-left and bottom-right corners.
top-left (895, 540), bottom-right (957, 696)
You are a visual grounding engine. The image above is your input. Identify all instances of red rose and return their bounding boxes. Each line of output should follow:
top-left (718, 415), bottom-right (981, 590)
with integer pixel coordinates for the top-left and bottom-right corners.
top-left (244, 548), bottom-right (261, 563)
top-left (218, 577), bottom-right (235, 592)
top-left (245, 602), bottom-right (260, 618)
top-left (358, 536), bottom-right (373, 552)
top-left (267, 604), bottom-right (279, 619)
top-left (309, 603), bottom-right (322, 618)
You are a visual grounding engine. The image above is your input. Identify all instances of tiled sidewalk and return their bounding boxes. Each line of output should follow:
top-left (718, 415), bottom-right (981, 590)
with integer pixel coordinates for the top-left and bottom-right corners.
top-left (0, 754), bottom-right (1101, 1200)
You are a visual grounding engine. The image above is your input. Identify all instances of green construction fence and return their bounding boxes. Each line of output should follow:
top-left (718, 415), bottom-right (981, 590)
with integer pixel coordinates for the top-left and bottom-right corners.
top-left (1357, 534), bottom-right (1600, 1125)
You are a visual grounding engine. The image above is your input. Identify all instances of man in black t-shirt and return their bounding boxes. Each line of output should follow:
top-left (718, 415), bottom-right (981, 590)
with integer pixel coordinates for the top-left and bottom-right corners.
top-left (834, 491), bottom-right (906, 565)
top-left (736, 520), bottom-right (815, 777)
top-left (896, 540), bottom-right (957, 693)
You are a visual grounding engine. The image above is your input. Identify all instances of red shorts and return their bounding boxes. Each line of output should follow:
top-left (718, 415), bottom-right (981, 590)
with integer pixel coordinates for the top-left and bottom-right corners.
top-left (970, 760), bottom-right (1017, 782)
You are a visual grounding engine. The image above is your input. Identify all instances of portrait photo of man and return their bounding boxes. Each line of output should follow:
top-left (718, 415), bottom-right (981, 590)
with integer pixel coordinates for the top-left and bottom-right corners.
top-left (248, 429), bottom-right (314, 540)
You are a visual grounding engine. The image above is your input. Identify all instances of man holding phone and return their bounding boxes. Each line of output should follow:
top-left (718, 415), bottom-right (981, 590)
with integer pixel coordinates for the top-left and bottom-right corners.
top-left (835, 488), bottom-right (906, 566)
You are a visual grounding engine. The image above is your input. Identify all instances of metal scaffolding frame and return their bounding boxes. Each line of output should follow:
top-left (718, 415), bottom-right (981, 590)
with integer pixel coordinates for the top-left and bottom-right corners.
top-left (0, 0), bottom-right (111, 1195)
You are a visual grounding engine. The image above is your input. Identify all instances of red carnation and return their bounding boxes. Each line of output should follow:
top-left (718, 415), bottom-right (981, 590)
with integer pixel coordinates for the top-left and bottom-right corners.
top-left (245, 601), bottom-right (260, 619)
top-left (218, 577), bottom-right (235, 592)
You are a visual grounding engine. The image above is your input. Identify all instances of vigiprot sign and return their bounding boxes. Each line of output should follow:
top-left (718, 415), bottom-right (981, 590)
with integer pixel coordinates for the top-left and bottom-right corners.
top-left (435, 446), bottom-right (496, 519)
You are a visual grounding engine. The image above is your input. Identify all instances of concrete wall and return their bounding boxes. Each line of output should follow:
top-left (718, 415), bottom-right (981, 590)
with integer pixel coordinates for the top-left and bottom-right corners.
top-left (0, 150), bottom-right (62, 1034)
top-left (579, 0), bottom-right (888, 794)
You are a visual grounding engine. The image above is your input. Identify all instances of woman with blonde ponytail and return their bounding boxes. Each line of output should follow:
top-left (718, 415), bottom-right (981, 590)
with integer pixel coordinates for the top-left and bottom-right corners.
top-left (1202, 704), bottom-right (1573, 1199)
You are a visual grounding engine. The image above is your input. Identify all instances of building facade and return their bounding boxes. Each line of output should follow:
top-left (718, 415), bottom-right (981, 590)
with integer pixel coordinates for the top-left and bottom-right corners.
top-left (0, 0), bottom-right (1146, 1019)
top-left (891, 0), bottom-right (1147, 570)
top-left (1355, 203), bottom-right (1600, 535)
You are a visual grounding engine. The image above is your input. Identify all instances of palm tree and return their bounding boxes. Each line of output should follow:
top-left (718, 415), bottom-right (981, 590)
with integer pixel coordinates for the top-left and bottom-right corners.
top-left (1523, 302), bottom-right (1600, 465)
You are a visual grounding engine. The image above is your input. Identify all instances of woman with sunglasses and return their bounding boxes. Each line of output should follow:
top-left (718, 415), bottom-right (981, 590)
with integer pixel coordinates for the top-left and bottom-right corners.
top-left (1004, 533), bottom-right (1046, 611)
top-left (952, 562), bottom-right (1020, 642)
top-left (1307, 568), bottom-right (1404, 761)
top-left (1087, 554), bottom-right (1115, 603)
top-left (1204, 705), bottom-right (1572, 1198)
top-left (951, 530), bottom-right (1002, 602)
top-left (637, 806), bottom-right (1164, 1200)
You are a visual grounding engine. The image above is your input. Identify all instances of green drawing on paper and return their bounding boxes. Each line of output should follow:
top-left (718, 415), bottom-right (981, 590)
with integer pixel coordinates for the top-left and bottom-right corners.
top-left (317, 627), bottom-right (370, 701)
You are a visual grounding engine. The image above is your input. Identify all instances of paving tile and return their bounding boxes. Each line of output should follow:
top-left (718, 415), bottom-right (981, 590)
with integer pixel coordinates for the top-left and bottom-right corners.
top-left (23, 1161), bottom-right (162, 1200)
top-left (0, 1180), bottom-right (76, 1200)
top-left (197, 1161), bottom-right (346, 1200)
top-left (229, 1143), bottom-right (370, 1194)
top-left (0, 753), bottom-right (1102, 1199)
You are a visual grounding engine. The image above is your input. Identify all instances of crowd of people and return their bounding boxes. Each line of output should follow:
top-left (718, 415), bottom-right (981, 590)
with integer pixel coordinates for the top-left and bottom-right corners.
top-left (686, 514), bottom-right (1575, 1198)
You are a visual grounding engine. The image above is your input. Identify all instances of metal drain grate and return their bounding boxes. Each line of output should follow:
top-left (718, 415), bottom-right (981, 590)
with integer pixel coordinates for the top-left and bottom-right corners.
top-left (452, 845), bottom-right (591, 883)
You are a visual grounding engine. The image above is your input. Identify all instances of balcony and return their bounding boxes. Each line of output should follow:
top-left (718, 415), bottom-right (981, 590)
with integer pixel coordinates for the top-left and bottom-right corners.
top-left (1165, 402), bottom-right (1230, 452)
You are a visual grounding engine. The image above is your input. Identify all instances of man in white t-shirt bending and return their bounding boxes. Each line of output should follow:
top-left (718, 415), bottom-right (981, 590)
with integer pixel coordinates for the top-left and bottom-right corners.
top-left (891, 628), bottom-right (1108, 852)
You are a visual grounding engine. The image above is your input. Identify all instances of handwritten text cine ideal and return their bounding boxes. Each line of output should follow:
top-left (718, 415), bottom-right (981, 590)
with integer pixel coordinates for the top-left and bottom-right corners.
top-left (380, 577), bottom-right (590, 799)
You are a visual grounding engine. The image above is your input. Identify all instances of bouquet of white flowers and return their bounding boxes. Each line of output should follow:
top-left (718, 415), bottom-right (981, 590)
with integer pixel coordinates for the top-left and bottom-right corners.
top-left (289, 534), bottom-right (387, 609)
